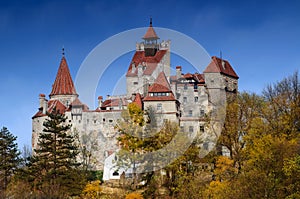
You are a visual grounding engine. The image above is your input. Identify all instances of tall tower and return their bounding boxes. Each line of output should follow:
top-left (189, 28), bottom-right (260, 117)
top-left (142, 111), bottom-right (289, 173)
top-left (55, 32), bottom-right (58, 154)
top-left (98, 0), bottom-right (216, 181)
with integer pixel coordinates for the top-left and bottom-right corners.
top-left (126, 19), bottom-right (171, 97)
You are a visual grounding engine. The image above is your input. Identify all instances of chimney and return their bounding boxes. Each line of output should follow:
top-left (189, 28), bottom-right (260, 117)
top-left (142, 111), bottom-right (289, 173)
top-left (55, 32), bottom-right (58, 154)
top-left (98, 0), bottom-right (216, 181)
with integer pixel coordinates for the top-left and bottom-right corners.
top-left (39, 94), bottom-right (45, 108)
top-left (98, 96), bottom-right (103, 108)
top-left (176, 66), bottom-right (182, 79)
top-left (131, 63), bottom-right (136, 73)
top-left (42, 99), bottom-right (48, 114)
top-left (138, 64), bottom-right (143, 77)
top-left (222, 60), bottom-right (226, 70)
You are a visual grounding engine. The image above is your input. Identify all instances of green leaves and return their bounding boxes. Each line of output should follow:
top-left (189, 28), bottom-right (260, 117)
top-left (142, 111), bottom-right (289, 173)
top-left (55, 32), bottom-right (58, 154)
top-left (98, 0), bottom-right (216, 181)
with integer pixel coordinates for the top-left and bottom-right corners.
top-left (0, 127), bottom-right (21, 194)
top-left (28, 108), bottom-right (84, 197)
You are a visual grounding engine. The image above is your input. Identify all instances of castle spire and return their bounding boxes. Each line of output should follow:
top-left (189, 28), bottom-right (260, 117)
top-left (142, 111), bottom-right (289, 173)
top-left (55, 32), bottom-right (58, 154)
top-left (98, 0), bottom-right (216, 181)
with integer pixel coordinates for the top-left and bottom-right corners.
top-left (143, 17), bottom-right (159, 40)
top-left (49, 54), bottom-right (77, 97)
top-left (150, 17), bottom-right (152, 27)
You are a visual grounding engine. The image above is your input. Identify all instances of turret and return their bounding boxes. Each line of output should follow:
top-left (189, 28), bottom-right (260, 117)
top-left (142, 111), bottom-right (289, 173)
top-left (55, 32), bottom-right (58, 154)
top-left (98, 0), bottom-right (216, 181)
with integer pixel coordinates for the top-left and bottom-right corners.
top-left (49, 52), bottom-right (78, 106)
top-left (142, 18), bottom-right (160, 57)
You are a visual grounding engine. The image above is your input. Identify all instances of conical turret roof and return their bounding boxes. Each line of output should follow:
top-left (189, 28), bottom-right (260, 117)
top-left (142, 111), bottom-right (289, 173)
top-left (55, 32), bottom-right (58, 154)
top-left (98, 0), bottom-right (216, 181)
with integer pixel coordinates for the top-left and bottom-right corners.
top-left (143, 18), bottom-right (159, 40)
top-left (49, 56), bottom-right (77, 96)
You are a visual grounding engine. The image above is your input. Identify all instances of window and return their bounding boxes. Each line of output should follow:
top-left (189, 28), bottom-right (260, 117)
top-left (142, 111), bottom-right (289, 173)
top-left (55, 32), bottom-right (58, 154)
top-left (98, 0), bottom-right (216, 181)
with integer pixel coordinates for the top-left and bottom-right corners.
top-left (184, 84), bottom-right (188, 90)
top-left (200, 125), bottom-right (204, 132)
top-left (133, 82), bottom-right (138, 85)
top-left (194, 96), bottom-right (198, 102)
top-left (113, 170), bottom-right (119, 176)
top-left (200, 109), bottom-right (205, 117)
top-left (109, 119), bottom-right (113, 123)
top-left (104, 151), bottom-right (108, 158)
top-left (183, 97), bottom-right (187, 103)
top-left (189, 126), bottom-right (193, 133)
top-left (157, 103), bottom-right (162, 110)
top-left (188, 110), bottom-right (193, 117)
top-left (203, 142), bottom-right (209, 150)
top-left (180, 126), bottom-right (184, 132)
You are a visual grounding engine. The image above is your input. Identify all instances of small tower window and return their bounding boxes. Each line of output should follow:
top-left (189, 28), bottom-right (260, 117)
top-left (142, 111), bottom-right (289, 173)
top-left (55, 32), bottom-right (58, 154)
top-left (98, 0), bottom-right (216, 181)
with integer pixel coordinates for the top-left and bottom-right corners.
top-left (188, 110), bottom-right (193, 117)
top-left (157, 103), bottom-right (162, 110)
top-left (184, 84), bottom-right (188, 90)
top-left (180, 126), bottom-right (184, 132)
top-left (203, 142), bottom-right (209, 150)
top-left (200, 109), bottom-right (205, 117)
top-left (183, 97), bottom-right (187, 103)
top-left (194, 96), bottom-right (198, 103)
top-left (200, 125), bottom-right (205, 132)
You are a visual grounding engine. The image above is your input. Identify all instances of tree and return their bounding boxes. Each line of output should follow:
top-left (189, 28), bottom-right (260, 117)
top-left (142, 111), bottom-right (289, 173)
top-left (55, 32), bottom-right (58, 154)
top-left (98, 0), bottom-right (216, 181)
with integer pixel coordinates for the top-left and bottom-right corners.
top-left (117, 103), bottom-right (204, 197)
top-left (0, 127), bottom-right (21, 196)
top-left (29, 109), bottom-right (85, 197)
top-left (219, 92), bottom-right (263, 171)
top-left (81, 180), bottom-right (102, 199)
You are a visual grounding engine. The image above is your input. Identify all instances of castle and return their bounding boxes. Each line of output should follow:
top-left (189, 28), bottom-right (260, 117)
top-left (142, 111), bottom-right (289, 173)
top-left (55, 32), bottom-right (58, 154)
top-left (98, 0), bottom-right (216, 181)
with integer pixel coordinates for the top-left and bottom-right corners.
top-left (32, 20), bottom-right (239, 173)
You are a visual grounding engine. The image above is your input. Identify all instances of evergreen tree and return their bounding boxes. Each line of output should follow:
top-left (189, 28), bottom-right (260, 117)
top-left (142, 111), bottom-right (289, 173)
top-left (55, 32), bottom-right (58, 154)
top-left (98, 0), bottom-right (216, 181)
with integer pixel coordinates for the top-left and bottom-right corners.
top-left (0, 127), bottom-right (21, 195)
top-left (30, 109), bottom-right (84, 197)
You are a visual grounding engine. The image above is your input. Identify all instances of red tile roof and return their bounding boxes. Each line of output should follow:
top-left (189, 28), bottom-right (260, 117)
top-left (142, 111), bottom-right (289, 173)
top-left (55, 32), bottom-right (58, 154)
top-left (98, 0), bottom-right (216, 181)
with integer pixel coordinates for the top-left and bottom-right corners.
top-left (69, 98), bottom-right (89, 111)
top-left (171, 72), bottom-right (205, 84)
top-left (148, 72), bottom-right (171, 92)
top-left (133, 93), bottom-right (143, 109)
top-left (48, 100), bottom-right (67, 114)
top-left (50, 56), bottom-right (78, 96)
top-left (144, 72), bottom-right (176, 101)
top-left (101, 97), bottom-right (129, 108)
top-left (204, 56), bottom-right (239, 79)
top-left (143, 20), bottom-right (159, 40)
top-left (126, 50), bottom-right (167, 77)
top-left (32, 99), bottom-right (67, 118)
top-left (143, 96), bottom-right (176, 101)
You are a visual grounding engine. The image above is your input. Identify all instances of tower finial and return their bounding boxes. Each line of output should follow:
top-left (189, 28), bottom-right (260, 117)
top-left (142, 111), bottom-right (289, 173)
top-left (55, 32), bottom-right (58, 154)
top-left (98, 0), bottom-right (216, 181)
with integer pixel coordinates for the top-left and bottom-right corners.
top-left (150, 17), bottom-right (152, 27)
top-left (62, 46), bottom-right (65, 56)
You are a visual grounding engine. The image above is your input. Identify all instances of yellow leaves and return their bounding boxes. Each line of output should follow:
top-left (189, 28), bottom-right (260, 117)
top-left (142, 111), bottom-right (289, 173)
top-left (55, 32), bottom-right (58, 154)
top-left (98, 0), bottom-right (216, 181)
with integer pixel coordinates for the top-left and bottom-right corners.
top-left (81, 180), bottom-right (102, 199)
top-left (125, 192), bottom-right (144, 199)
top-left (128, 103), bottom-right (144, 126)
top-left (283, 155), bottom-right (300, 177)
top-left (214, 156), bottom-right (237, 181)
top-left (204, 180), bottom-right (231, 199)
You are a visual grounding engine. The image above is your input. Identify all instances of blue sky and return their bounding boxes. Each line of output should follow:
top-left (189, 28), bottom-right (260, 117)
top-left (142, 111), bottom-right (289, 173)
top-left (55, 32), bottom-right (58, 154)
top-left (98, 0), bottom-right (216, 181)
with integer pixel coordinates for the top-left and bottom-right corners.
top-left (0, 0), bottom-right (299, 149)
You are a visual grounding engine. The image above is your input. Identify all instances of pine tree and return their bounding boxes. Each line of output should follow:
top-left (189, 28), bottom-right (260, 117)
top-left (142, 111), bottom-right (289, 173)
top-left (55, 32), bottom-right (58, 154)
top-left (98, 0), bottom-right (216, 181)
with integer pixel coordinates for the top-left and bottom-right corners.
top-left (0, 127), bottom-right (21, 194)
top-left (31, 109), bottom-right (84, 197)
